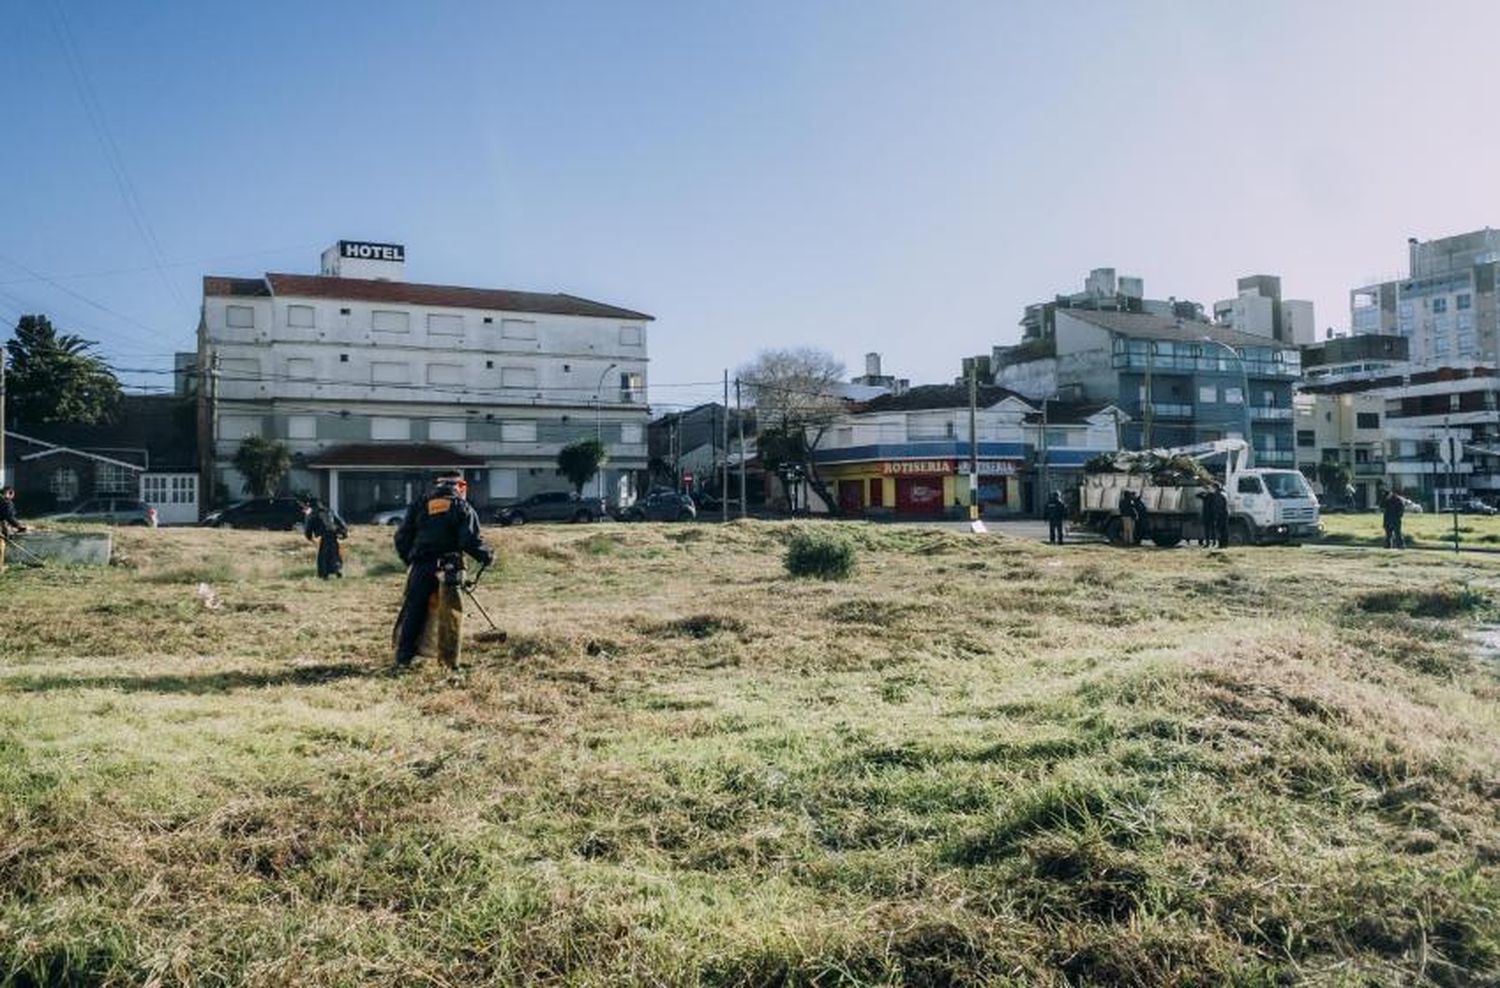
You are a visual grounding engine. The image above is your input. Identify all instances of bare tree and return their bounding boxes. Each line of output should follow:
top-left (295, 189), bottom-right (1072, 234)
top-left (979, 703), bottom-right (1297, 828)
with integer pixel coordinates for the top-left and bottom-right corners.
top-left (737, 347), bottom-right (847, 514)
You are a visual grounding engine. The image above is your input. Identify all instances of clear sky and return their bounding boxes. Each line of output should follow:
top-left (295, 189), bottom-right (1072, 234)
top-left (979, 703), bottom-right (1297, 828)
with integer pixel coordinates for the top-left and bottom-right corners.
top-left (3, 0), bottom-right (1498, 410)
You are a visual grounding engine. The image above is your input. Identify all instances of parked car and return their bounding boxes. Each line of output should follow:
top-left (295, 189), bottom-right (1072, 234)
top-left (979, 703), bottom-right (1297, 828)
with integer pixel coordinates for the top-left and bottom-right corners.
top-left (494, 491), bottom-right (607, 526)
top-left (201, 497), bottom-right (307, 530)
top-left (45, 497), bottom-right (158, 527)
top-left (1456, 498), bottom-right (1498, 515)
top-left (622, 490), bottom-right (698, 522)
top-left (371, 505), bottom-right (408, 526)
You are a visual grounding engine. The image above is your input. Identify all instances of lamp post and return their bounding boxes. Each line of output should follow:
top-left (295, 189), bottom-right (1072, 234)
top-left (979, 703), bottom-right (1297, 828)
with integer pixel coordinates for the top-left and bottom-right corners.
top-left (1201, 336), bottom-right (1252, 463)
top-left (594, 362), bottom-right (618, 498)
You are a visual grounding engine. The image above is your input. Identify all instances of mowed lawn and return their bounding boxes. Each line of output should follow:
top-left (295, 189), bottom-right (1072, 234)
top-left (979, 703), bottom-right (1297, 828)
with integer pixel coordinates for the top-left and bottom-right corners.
top-left (2, 522), bottom-right (1499, 986)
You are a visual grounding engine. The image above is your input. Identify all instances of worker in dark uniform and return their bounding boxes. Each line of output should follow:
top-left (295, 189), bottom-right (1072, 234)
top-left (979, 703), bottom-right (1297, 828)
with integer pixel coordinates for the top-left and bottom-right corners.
top-left (1211, 483), bottom-right (1231, 547)
top-left (1, 486), bottom-right (26, 536)
top-left (303, 497), bottom-right (349, 579)
top-left (1382, 489), bottom-right (1406, 549)
top-left (392, 472), bottom-right (493, 670)
top-left (1043, 490), bottom-right (1067, 545)
top-left (1195, 486), bottom-right (1215, 547)
top-left (1, 486), bottom-right (27, 570)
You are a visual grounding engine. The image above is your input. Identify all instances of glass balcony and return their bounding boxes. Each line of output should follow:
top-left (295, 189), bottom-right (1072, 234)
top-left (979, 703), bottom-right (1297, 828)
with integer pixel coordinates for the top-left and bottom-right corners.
top-left (1249, 407), bottom-right (1294, 421)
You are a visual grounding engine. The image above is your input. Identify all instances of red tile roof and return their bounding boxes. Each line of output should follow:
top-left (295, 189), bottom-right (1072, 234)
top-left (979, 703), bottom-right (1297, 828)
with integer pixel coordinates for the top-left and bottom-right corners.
top-left (203, 272), bottom-right (652, 321)
top-left (305, 444), bottom-right (486, 469)
top-left (202, 276), bottom-right (271, 297)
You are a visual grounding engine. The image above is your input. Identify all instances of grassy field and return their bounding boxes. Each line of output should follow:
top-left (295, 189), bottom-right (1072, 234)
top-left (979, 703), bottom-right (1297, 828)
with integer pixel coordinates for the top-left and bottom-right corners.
top-left (1321, 511), bottom-right (1500, 549)
top-left (2, 522), bottom-right (1499, 986)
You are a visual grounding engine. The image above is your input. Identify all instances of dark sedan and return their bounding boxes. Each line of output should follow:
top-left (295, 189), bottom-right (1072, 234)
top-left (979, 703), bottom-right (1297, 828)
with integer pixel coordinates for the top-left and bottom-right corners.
top-left (201, 497), bottom-right (307, 530)
top-left (622, 490), bottom-right (697, 522)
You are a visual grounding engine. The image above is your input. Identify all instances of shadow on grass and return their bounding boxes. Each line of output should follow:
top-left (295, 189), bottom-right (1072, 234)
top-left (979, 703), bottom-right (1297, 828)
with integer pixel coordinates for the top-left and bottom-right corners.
top-left (1, 661), bottom-right (372, 695)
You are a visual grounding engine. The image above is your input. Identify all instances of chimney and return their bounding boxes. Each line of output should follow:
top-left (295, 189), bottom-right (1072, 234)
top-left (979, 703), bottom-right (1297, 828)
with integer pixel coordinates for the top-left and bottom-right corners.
top-left (1408, 236), bottom-right (1420, 278)
top-left (865, 352), bottom-right (882, 378)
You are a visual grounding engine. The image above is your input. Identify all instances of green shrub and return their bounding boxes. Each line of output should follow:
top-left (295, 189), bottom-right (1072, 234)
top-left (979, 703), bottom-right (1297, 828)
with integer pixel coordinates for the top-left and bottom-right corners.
top-left (784, 529), bottom-right (856, 580)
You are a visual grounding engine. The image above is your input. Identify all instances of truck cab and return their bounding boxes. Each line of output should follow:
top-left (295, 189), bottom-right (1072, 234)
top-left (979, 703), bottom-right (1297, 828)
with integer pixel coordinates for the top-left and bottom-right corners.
top-left (1230, 470), bottom-right (1321, 543)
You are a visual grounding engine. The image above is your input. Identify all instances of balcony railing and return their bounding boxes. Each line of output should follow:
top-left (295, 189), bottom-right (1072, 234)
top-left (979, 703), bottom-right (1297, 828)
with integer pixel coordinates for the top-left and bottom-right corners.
top-left (1249, 406), bottom-right (1294, 421)
top-left (1144, 402), bottom-right (1194, 418)
top-left (1255, 450), bottom-right (1296, 466)
top-left (1354, 461), bottom-right (1387, 476)
top-left (1111, 354), bottom-right (1301, 378)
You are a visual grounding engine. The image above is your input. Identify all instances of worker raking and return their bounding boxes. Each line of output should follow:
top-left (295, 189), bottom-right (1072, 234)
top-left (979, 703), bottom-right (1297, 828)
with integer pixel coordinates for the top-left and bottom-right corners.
top-left (391, 471), bottom-right (494, 672)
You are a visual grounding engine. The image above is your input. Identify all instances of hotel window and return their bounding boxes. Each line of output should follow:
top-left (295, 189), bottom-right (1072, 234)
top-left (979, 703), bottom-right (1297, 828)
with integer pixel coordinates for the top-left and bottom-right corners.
top-left (370, 417), bottom-right (411, 441)
top-left (501, 366), bottom-right (538, 389)
top-left (429, 420), bottom-right (466, 443)
top-left (491, 468), bottom-right (518, 499)
top-left (426, 363), bottom-right (463, 386)
top-left (1458, 293), bottom-right (1472, 310)
top-left (219, 415), bottom-right (261, 440)
top-left (500, 319), bottom-right (537, 340)
top-left (225, 305), bottom-right (254, 328)
top-left (221, 357), bottom-right (260, 381)
top-left (427, 313), bottom-right (464, 337)
top-left (501, 420), bottom-right (537, 443)
top-left (1432, 297), bottom-right (1448, 314)
top-left (371, 361), bottom-right (410, 385)
top-left (1198, 385), bottom-right (1217, 404)
top-left (286, 304), bottom-right (316, 328)
top-left (620, 325), bottom-right (643, 346)
top-left (1223, 387), bottom-right (1244, 404)
top-left (1356, 413), bottom-right (1379, 430)
top-left (287, 415), bottom-right (317, 440)
top-left (371, 309), bottom-right (410, 333)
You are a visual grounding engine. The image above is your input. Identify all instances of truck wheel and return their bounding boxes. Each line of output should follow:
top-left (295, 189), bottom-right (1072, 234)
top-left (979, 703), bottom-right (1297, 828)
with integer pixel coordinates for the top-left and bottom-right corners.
top-left (572, 510), bottom-right (591, 523)
top-left (1151, 532), bottom-right (1182, 548)
top-left (1229, 520), bottom-right (1253, 546)
top-left (510, 513), bottom-right (526, 527)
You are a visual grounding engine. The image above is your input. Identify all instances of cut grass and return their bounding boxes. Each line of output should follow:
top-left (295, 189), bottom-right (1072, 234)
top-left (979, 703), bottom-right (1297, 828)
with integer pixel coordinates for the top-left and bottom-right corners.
top-left (1, 523), bottom-right (1499, 984)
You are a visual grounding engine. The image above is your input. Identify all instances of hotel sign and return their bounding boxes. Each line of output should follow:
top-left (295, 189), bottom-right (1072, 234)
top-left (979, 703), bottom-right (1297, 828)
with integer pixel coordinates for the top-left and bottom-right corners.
top-left (339, 240), bottom-right (406, 262)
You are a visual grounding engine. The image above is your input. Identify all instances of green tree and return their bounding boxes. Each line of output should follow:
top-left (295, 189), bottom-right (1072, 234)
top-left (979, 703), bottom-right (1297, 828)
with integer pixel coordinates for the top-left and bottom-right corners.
top-left (1317, 460), bottom-right (1354, 498)
top-left (557, 438), bottom-right (608, 495)
top-left (737, 347), bottom-right (846, 514)
top-left (233, 437), bottom-right (292, 497)
top-left (3, 314), bottom-right (121, 426)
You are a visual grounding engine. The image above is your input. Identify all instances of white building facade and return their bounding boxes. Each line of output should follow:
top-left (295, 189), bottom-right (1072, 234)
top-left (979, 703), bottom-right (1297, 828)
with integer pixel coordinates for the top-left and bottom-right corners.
top-left (198, 242), bottom-right (652, 518)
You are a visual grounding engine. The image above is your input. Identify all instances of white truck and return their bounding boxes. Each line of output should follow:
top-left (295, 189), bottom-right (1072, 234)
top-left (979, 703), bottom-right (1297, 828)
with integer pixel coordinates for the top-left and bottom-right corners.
top-left (1078, 439), bottom-right (1322, 546)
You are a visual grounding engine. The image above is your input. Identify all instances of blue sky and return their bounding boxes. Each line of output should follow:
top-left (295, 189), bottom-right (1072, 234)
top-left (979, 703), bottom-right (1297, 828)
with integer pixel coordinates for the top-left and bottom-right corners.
top-left (3, 0), bottom-right (1498, 409)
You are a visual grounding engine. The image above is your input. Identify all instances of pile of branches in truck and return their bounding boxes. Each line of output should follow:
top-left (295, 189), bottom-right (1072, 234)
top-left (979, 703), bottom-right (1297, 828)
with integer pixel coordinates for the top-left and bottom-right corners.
top-left (1083, 449), bottom-right (1216, 486)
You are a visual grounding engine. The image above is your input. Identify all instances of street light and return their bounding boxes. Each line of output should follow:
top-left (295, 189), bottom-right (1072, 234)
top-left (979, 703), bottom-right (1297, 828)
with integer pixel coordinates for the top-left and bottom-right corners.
top-left (1200, 336), bottom-right (1252, 463)
top-left (594, 362), bottom-right (618, 499)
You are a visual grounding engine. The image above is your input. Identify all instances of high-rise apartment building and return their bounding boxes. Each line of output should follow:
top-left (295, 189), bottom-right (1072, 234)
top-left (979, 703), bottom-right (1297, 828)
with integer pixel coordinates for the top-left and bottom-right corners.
top-left (1351, 229), bottom-right (1500, 363)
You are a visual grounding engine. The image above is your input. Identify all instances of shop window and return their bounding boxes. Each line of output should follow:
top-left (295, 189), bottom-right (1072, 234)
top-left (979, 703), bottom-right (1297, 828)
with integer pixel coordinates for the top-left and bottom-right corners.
top-left (868, 478), bottom-right (883, 507)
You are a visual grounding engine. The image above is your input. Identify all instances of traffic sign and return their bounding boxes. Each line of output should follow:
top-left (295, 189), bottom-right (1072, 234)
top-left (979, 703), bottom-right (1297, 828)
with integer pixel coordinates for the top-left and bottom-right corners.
top-left (1438, 433), bottom-right (1464, 467)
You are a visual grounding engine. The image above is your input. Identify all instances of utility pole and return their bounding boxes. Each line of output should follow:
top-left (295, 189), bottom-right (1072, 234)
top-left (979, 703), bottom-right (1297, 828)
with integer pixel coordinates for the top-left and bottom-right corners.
top-left (967, 360), bottom-right (979, 521)
top-left (722, 369), bottom-right (729, 523)
top-left (0, 343), bottom-right (7, 493)
top-left (0, 343), bottom-right (6, 572)
top-left (1040, 395), bottom-right (1050, 512)
top-left (204, 351), bottom-right (221, 516)
top-left (1143, 342), bottom-right (1154, 449)
top-left (736, 377), bottom-right (747, 518)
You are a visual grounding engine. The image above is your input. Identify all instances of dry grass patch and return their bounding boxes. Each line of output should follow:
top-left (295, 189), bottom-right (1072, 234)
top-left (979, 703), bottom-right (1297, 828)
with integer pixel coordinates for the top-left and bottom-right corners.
top-left (2, 523), bottom-right (1499, 984)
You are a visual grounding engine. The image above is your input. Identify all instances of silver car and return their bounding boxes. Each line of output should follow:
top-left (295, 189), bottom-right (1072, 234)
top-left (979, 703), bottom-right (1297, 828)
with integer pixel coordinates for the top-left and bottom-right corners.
top-left (45, 497), bottom-right (159, 527)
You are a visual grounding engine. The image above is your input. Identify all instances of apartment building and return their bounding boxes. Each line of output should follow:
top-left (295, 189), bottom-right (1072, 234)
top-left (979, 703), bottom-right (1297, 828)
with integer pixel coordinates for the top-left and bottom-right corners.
top-left (1213, 275), bottom-right (1317, 346)
top-left (197, 241), bottom-right (652, 518)
top-left (1351, 229), bottom-right (1500, 363)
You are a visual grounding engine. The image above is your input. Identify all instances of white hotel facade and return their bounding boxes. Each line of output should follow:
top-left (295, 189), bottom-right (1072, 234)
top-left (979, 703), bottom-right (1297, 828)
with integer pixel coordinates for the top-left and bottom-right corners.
top-left (197, 242), bottom-right (651, 518)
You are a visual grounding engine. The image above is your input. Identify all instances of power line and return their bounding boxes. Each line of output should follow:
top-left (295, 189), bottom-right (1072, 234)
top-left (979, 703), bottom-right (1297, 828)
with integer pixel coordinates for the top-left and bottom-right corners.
top-left (47, 0), bottom-right (190, 326)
